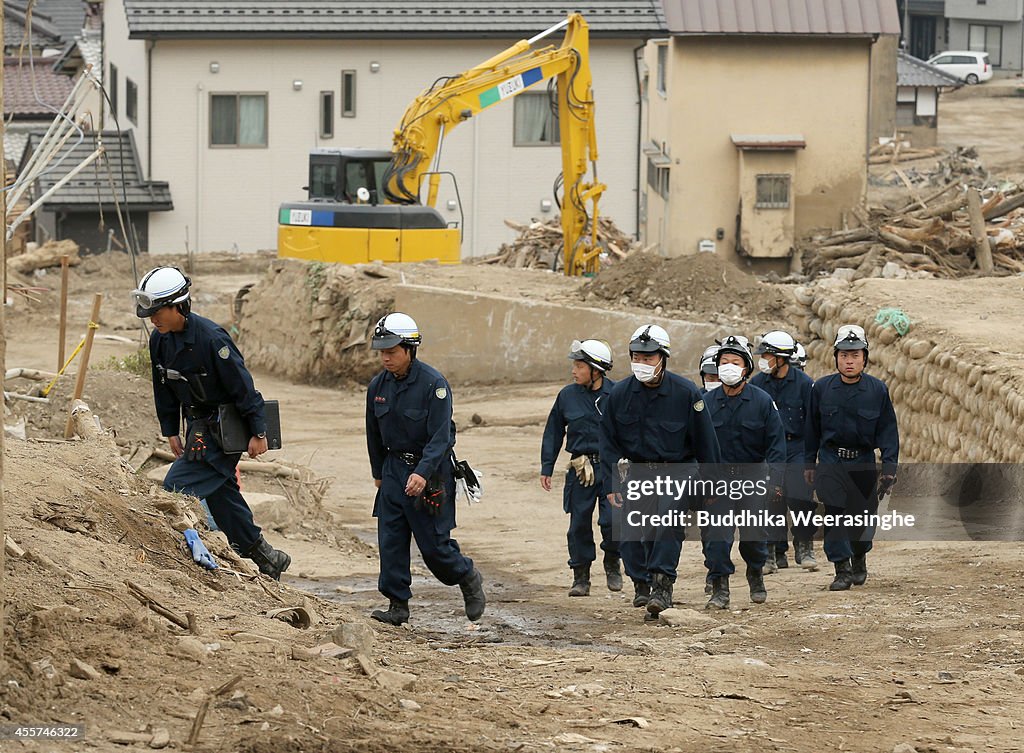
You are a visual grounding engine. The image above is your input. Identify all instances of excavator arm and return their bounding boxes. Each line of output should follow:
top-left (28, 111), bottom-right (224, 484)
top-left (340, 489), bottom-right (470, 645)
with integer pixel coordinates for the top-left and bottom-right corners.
top-left (383, 14), bottom-right (606, 275)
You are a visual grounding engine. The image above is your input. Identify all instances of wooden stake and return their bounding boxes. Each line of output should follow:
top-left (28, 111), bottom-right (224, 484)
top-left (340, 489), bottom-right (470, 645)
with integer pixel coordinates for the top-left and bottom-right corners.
top-left (64, 293), bottom-right (102, 438)
top-left (58, 255), bottom-right (69, 371)
top-left (967, 188), bottom-right (994, 276)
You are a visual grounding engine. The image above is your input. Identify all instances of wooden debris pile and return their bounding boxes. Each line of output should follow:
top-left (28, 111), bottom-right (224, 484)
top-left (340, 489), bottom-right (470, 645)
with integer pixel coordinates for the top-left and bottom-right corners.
top-left (871, 146), bottom-right (991, 189)
top-left (473, 215), bottom-right (643, 270)
top-left (804, 182), bottom-right (1024, 280)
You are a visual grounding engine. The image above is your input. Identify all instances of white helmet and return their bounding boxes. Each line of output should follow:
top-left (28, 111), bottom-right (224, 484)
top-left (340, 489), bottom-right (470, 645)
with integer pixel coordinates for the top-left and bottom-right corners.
top-left (372, 312), bottom-right (422, 350)
top-left (715, 334), bottom-right (754, 372)
top-left (834, 324), bottom-right (868, 351)
top-left (793, 342), bottom-right (807, 369)
top-left (629, 324), bottom-right (671, 358)
top-left (568, 339), bottom-right (613, 372)
top-left (754, 330), bottom-right (797, 358)
top-left (133, 267), bottom-right (191, 318)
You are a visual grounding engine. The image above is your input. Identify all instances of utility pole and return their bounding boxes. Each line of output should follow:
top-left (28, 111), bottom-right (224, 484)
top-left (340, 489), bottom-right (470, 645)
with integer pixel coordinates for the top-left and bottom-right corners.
top-left (1, 2), bottom-right (8, 669)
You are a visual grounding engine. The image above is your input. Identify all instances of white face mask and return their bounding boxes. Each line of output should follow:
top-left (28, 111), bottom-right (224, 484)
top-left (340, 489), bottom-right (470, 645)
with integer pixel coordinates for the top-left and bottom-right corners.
top-left (631, 362), bottom-right (658, 383)
top-left (718, 363), bottom-right (745, 386)
top-left (758, 357), bottom-right (772, 374)
top-left (704, 380), bottom-right (721, 392)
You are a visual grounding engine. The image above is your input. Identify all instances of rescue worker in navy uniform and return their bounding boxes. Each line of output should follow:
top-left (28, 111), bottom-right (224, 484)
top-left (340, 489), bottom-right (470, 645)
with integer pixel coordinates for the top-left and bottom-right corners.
top-left (805, 325), bottom-right (899, 591)
top-left (702, 335), bottom-right (787, 609)
top-left (541, 340), bottom-right (621, 597)
top-left (698, 345), bottom-right (721, 394)
top-left (792, 342), bottom-right (808, 371)
top-left (600, 325), bottom-right (721, 622)
top-left (135, 267), bottom-right (291, 579)
top-left (750, 330), bottom-right (818, 572)
top-left (365, 313), bottom-right (485, 626)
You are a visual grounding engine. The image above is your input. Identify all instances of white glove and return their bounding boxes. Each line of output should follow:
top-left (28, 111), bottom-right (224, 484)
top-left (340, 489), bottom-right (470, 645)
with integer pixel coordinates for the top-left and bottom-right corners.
top-left (453, 458), bottom-right (483, 505)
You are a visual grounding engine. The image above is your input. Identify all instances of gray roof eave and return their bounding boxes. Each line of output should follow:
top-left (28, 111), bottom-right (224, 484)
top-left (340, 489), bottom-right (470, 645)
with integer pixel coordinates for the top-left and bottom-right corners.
top-left (127, 29), bottom-right (658, 40)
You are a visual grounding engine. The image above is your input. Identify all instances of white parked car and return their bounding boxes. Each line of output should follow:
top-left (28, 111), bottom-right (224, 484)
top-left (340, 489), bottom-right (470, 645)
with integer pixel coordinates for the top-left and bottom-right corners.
top-left (926, 51), bottom-right (994, 84)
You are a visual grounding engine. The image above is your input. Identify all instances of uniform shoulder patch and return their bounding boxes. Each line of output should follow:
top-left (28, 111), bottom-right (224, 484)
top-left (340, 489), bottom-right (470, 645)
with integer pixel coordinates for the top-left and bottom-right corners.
top-left (694, 400), bottom-right (705, 412)
top-left (435, 387), bottom-right (448, 399)
top-left (217, 346), bottom-right (230, 360)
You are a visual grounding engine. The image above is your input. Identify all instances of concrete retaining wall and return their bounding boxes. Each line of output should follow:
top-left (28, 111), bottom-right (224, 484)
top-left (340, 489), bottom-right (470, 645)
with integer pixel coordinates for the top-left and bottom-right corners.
top-left (397, 284), bottom-right (718, 383)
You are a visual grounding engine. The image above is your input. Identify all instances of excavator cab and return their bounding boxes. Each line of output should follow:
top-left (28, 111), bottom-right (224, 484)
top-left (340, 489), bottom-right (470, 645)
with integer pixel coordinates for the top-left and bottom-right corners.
top-left (306, 149), bottom-right (391, 205)
top-left (279, 148), bottom-right (460, 264)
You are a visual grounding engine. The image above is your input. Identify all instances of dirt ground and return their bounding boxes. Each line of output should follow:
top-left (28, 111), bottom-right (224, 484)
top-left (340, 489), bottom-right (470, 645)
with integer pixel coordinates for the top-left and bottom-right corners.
top-left (939, 97), bottom-right (1024, 183)
top-left (4, 251), bottom-right (1024, 753)
top-left (3, 95), bottom-right (1024, 753)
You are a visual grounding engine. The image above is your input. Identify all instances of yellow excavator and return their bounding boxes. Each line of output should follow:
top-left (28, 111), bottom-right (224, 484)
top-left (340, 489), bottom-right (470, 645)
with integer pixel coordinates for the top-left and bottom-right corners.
top-left (277, 13), bottom-right (605, 276)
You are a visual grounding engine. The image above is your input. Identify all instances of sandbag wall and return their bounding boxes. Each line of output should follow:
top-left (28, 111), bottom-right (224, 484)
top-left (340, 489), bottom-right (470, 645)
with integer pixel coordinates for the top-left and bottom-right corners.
top-left (793, 283), bottom-right (1024, 464)
top-left (236, 259), bottom-right (396, 385)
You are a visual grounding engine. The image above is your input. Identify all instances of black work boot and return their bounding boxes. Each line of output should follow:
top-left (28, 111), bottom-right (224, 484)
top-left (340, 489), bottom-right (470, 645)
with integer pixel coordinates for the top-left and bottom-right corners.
top-left (371, 599), bottom-right (410, 626)
top-left (459, 568), bottom-right (486, 621)
top-left (603, 554), bottom-right (623, 592)
top-left (569, 565), bottom-right (591, 597)
top-left (632, 580), bottom-right (651, 608)
top-left (746, 565), bottom-right (767, 604)
top-left (705, 576), bottom-right (730, 610)
top-left (851, 553), bottom-right (868, 586)
top-left (762, 555), bottom-right (778, 575)
top-left (776, 549), bottom-right (790, 569)
top-left (246, 537), bottom-right (291, 580)
top-left (796, 539), bottom-right (819, 571)
top-left (646, 574), bottom-right (673, 616)
top-left (704, 574), bottom-right (713, 595)
top-left (829, 559), bottom-right (853, 591)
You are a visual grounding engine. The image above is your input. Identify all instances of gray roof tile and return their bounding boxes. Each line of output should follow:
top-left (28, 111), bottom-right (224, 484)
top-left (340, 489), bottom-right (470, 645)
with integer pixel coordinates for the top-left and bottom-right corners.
top-left (897, 50), bottom-right (963, 88)
top-left (3, 58), bottom-right (75, 118)
top-left (25, 130), bottom-right (173, 211)
top-left (123, 1), bottom-right (665, 38)
top-left (664, 0), bottom-right (901, 35)
top-left (4, 6), bottom-right (62, 49)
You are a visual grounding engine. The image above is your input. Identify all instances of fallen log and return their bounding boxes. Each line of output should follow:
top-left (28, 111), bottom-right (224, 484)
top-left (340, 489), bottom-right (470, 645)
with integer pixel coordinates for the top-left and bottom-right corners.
top-left (5, 239), bottom-right (80, 275)
top-left (915, 193), bottom-right (967, 219)
top-left (982, 191), bottom-right (1024, 221)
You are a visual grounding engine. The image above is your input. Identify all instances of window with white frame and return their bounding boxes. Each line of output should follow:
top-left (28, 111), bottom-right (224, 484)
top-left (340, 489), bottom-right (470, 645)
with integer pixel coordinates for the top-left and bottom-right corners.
top-left (514, 90), bottom-right (559, 146)
top-left (968, 24), bottom-right (1001, 67)
top-left (210, 93), bottom-right (268, 147)
top-left (656, 43), bottom-right (668, 95)
top-left (755, 174), bottom-right (791, 209)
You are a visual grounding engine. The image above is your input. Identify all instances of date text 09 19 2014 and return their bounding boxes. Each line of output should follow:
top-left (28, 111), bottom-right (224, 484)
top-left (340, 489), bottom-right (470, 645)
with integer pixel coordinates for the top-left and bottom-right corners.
top-left (0, 725), bottom-right (85, 739)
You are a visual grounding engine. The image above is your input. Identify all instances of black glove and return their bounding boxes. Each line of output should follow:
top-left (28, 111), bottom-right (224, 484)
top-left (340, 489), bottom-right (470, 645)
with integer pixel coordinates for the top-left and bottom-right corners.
top-left (877, 474), bottom-right (897, 501)
top-left (414, 474), bottom-right (446, 517)
top-left (185, 419), bottom-right (209, 462)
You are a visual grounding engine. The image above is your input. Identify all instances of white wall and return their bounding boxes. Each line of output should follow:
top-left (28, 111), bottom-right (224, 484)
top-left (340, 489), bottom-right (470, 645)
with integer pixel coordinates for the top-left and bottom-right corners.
top-left (102, 1), bottom-right (642, 256)
top-left (102, 0), bottom-right (149, 159)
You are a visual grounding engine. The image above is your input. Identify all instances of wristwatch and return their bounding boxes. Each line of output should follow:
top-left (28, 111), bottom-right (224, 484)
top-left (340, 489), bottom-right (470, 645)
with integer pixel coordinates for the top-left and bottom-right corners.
top-left (256, 432), bottom-right (267, 439)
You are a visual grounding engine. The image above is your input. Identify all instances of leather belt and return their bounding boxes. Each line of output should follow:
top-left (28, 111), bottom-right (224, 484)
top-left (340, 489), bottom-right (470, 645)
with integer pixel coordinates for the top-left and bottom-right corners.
top-left (572, 453), bottom-right (600, 466)
top-left (390, 450), bottom-right (422, 467)
top-left (827, 444), bottom-right (869, 460)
